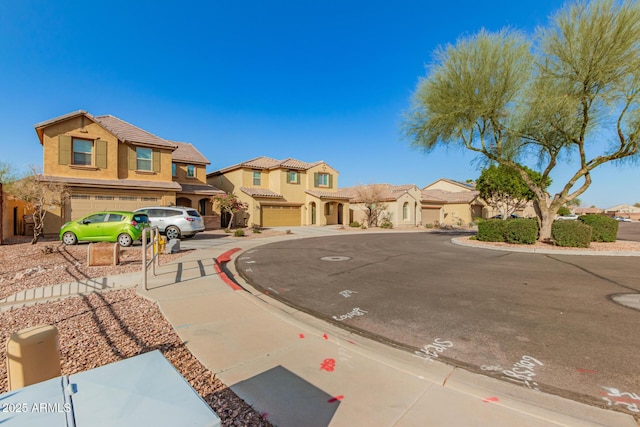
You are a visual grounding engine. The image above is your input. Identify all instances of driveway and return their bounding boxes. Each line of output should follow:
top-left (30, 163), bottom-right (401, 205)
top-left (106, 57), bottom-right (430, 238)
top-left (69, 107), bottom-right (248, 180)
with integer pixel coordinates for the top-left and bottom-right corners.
top-left (235, 231), bottom-right (640, 417)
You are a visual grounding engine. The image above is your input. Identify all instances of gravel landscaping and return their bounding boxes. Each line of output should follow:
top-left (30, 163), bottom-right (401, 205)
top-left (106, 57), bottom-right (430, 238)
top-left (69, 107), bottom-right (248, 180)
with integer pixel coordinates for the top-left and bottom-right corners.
top-left (0, 232), bottom-right (282, 426)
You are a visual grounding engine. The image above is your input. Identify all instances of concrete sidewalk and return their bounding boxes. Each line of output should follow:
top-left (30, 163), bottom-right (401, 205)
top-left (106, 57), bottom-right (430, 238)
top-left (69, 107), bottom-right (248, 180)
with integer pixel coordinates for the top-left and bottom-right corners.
top-left (3, 230), bottom-right (638, 426)
top-left (134, 235), bottom-right (637, 427)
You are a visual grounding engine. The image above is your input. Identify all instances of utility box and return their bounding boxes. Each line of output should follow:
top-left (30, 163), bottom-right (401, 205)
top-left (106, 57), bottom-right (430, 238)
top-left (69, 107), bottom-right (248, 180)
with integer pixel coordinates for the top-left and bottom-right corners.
top-left (88, 242), bottom-right (120, 266)
top-left (6, 325), bottom-right (61, 391)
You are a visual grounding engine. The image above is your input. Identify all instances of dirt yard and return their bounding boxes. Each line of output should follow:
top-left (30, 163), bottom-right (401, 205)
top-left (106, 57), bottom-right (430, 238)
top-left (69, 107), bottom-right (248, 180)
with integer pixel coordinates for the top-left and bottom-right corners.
top-left (0, 229), bottom-right (286, 426)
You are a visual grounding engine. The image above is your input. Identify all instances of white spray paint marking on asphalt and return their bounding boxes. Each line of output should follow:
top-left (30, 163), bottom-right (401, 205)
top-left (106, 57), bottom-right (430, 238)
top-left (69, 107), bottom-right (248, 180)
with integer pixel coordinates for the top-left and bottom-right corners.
top-left (601, 387), bottom-right (640, 413)
top-left (414, 338), bottom-right (453, 362)
top-left (332, 308), bottom-right (368, 321)
top-left (502, 355), bottom-right (544, 391)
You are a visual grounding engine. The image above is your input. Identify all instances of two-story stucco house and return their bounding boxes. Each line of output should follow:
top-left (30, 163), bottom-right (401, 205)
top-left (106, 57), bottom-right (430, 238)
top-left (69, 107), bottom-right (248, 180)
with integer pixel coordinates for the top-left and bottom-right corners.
top-left (207, 156), bottom-right (350, 227)
top-left (34, 110), bottom-right (223, 234)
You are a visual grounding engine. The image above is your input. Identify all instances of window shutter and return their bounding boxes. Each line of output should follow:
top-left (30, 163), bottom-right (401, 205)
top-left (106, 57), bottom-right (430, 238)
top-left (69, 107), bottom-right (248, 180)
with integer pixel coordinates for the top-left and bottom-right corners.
top-left (95, 139), bottom-right (107, 169)
top-left (128, 145), bottom-right (136, 170)
top-left (153, 149), bottom-right (160, 172)
top-left (286, 172), bottom-right (291, 183)
top-left (58, 135), bottom-right (71, 165)
top-left (329, 174), bottom-right (333, 189)
top-left (314, 172), bottom-right (319, 187)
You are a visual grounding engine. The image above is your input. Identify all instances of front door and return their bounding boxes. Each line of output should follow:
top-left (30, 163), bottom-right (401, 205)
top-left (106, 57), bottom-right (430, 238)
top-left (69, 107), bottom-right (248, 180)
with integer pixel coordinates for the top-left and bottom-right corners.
top-left (311, 203), bottom-right (316, 225)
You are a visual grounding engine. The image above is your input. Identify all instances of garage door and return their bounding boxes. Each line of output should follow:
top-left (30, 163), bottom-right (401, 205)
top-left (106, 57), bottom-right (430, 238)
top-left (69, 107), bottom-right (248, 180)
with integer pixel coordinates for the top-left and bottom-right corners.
top-left (69, 193), bottom-right (163, 220)
top-left (261, 205), bottom-right (301, 227)
top-left (421, 207), bottom-right (441, 225)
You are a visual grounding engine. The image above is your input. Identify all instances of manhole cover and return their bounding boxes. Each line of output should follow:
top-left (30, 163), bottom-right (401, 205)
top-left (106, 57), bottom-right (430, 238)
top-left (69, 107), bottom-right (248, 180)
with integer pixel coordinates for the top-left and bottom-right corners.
top-left (320, 256), bottom-right (351, 262)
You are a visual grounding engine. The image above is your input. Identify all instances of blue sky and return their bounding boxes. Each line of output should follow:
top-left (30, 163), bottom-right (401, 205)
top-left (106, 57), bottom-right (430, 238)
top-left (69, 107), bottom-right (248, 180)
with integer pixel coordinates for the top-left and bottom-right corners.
top-left (0, 1), bottom-right (637, 208)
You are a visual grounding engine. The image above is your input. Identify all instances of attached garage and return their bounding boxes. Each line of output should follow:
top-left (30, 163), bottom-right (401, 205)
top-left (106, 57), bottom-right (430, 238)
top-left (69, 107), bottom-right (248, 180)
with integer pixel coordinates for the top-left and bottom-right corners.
top-left (261, 205), bottom-right (302, 227)
top-left (421, 207), bottom-right (441, 225)
top-left (67, 190), bottom-right (170, 221)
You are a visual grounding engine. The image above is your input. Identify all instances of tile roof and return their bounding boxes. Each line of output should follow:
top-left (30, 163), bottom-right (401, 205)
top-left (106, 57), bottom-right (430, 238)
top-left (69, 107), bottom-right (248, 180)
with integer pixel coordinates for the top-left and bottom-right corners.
top-left (210, 156), bottom-right (328, 175)
top-left (423, 178), bottom-right (476, 191)
top-left (342, 184), bottom-right (418, 202)
top-left (92, 115), bottom-right (177, 149)
top-left (305, 189), bottom-right (352, 200)
top-left (170, 141), bottom-right (210, 165)
top-left (421, 189), bottom-right (480, 204)
top-left (178, 183), bottom-right (224, 195)
top-left (240, 187), bottom-right (284, 198)
top-left (39, 175), bottom-right (182, 191)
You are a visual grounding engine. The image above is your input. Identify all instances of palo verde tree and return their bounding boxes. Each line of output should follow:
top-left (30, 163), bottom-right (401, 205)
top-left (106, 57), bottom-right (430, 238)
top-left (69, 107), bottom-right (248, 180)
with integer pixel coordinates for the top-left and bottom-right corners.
top-left (476, 164), bottom-right (550, 218)
top-left (212, 192), bottom-right (247, 230)
top-left (404, 0), bottom-right (640, 241)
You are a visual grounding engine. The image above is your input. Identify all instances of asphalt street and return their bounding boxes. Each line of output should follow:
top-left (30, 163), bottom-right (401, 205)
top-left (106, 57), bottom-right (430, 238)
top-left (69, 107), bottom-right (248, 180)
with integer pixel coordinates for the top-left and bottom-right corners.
top-left (235, 227), bottom-right (640, 416)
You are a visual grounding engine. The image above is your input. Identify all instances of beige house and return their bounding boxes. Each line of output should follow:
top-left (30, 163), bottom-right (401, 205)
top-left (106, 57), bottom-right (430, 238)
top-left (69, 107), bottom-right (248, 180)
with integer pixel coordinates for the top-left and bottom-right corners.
top-left (207, 157), bottom-right (350, 227)
top-left (604, 204), bottom-right (640, 221)
top-left (421, 178), bottom-right (485, 226)
top-left (34, 110), bottom-right (223, 234)
top-left (0, 184), bottom-right (32, 242)
top-left (344, 184), bottom-right (422, 227)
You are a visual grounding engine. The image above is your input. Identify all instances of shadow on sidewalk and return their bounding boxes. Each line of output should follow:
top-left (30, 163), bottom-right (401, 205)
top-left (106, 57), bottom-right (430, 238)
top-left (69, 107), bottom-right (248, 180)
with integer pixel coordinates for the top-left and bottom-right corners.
top-left (231, 366), bottom-right (339, 427)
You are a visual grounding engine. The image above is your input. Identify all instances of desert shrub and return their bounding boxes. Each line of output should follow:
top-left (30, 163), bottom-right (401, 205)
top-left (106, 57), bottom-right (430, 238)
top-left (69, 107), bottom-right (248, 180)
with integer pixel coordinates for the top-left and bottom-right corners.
top-left (234, 229), bottom-right (245, 237)
top-left (505, 218), bottom-right (538, 244)
top-left (552, 220), bottom-right (591, 247)
top-left (424, 223), bottom-right (434, 229)
top-left (224, 228), bottom-right (232, 234)
top-left (578, 214), bottom-right (618, 242)
top-left (477, 219), bottom-right (508, 242)
top-left (349, 221), bottom-right (361, 228)
top-left (252, 226), bottom-right (262, 234)
top-left (557, 206), bottom-right (571, 216)
top-left (380, 218), bottom-right (393, 229)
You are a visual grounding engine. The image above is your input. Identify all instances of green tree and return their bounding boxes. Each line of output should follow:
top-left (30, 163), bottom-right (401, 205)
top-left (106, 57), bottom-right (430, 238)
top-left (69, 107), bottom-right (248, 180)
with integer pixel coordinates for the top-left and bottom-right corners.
top-left (404, 0), bottom-right (640, 241)
top-left (212, 192), bottom-right (247, 230)
top-left (0, 161), bottom-right (18, 184)
top-left (476, 164), bottom-right (550, 218)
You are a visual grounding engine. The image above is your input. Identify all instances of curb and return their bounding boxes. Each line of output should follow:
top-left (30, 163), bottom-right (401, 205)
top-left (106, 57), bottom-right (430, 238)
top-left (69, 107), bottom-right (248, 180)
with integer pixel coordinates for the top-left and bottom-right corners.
top-left (451, 236), bottom-right (640, 256)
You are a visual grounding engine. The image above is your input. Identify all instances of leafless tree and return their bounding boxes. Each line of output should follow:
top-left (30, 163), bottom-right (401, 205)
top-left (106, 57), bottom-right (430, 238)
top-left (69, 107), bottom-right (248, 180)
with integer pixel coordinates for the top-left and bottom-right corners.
top-left (7, 166), bottom-right (67, 244)
top-left (351, 184), bottom-right (389, 227)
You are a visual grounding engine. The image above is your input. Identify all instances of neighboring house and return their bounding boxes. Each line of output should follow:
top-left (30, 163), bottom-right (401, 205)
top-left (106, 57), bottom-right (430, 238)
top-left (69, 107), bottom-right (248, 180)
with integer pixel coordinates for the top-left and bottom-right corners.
top-left (604, 204), bottom-right (640, 221)
top-left (34, 110), bottom-right (223, 234)
top-left (421, 178), bottom-right (485, 226)
top-left (343, 184), bottom-right (422, 227)
top-left (207, 156), bottom-right (350, 227)
top-left (573, 207), bottom-right (603, 215)
top-left (1, 183), bottom-right (34, 241)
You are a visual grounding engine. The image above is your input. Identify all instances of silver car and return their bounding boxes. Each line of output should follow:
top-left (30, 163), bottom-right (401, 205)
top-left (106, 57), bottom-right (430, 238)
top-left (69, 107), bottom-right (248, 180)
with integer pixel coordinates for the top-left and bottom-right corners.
top-left (134, 206), bottom-right (205, 239)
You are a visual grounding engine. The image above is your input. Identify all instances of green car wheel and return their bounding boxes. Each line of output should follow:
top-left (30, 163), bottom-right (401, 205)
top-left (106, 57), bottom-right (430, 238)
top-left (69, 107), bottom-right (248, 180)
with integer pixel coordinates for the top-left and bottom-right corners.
top-left (118, 233), bottom-right (133, 247)
top-left (62, 231), bottom-right (78, 245)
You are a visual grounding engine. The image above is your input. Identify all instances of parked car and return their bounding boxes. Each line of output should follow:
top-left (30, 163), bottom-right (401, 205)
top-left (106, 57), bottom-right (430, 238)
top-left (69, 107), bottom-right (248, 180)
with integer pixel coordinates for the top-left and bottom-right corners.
top-left (556, 213), bottom-right (579, 221)
top-left (614, 216), bottom-right (632, 222)
top-left (60, 211), bottom-right (150, 247)
top-left (134, 206), bottom-right (205, 239)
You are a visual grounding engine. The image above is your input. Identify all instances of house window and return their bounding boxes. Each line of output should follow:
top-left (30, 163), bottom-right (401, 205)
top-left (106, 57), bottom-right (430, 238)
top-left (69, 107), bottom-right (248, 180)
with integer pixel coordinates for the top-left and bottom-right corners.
top-left (136, 147), bottom-right (152, 171)
top-left (187, 165), bottom-right (196, 178)
top-left (317, 173), bottom-right (329, 187)
top-left (119, 196), bottom-right (137, 201)
top-left (172, 163), bottom-right (177, 177)
top-left (141, 197), bottom-right (158, 202)
top-left (287, 171), bottom-right (299, 184)
top-left (95, 195), bottom-right (114, 200)
top-left (403, 202), bottom-right (409, 220)
top-left (253, 171), bottom-right (261, 186)
top-left (71, 194), bottom-right (90, 200)
top-left (72, 138), bottom-right (93, 166)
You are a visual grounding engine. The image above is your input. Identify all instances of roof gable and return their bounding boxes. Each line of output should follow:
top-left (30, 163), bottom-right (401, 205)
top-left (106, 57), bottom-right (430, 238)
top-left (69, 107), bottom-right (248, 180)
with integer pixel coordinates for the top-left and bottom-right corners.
top-left (209, 156), bottom-right (332, 175)
top-left (170, 141), bottom-right (210, 165)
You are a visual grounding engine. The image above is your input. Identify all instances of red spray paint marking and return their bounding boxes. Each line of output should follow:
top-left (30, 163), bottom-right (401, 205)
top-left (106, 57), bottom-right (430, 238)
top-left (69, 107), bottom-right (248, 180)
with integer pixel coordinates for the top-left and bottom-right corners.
top-left (599, 392), bottom-right (639, 403)
top-left (483, 397), bottom-right (499, 403)
top-left (261, 412), bottom-right (269, 419)
top-left (323, 334), bottom-right (329, 340)
top-left (320, 358), bottom-right (336, 372)
top-left (299, 333), bottom-right (305, 339)
top-left (576, 368), bottom-right (598, 374)
top-left (328, 395), bottom-right (344, 403)
top-left (347, 340), bottom-right (355, 345)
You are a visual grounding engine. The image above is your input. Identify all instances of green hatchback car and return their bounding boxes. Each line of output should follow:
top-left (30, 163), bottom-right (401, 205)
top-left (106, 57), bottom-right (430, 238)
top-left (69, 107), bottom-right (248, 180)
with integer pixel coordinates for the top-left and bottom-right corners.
top-left (60, 211), bottom-right (150, 247)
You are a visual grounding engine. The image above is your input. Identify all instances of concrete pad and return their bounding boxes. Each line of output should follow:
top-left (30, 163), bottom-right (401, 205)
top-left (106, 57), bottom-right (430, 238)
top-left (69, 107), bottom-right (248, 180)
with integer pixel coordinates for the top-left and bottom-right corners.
top-left (177, 310), bottom-right (304, 374)
top-left (395, 384), bottom-right (559, 427)
top-left (445, 368), bottom-right (637, 427)
top-left (142, 275), bottom-right (232, 301)
top-left (154, 291), bottom-right (254, 326)
top-left (219, 338), bottom-right (433, 427)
